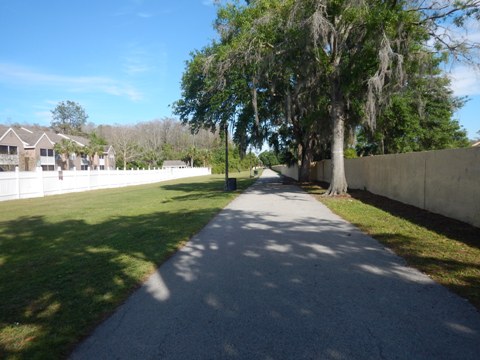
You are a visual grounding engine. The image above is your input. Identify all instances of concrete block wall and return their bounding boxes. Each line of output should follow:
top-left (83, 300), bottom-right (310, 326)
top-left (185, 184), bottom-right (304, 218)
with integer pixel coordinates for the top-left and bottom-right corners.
top-left (267, 148), bottom-right (480, 227)
top-left (423, 148), bottom-right (480, 227)
top-left (271, 164), bottom-right (299, 181)
top-left (312, 147), bottom-right (480, 228)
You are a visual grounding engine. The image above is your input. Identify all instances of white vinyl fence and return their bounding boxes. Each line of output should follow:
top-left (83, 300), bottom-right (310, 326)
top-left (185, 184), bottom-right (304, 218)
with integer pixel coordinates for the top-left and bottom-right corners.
top-left (0, 167), bottom-right (211, 202)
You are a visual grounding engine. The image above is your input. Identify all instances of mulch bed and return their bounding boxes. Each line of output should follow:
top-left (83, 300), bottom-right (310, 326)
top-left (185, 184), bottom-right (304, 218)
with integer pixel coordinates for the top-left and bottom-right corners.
top-left (297, 178), bottom-right (480, 249)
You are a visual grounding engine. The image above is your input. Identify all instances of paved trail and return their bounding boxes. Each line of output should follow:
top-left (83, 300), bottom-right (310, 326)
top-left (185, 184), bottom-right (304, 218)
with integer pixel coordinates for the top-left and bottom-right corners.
top-left (71, 169), bottom-right (480, 359)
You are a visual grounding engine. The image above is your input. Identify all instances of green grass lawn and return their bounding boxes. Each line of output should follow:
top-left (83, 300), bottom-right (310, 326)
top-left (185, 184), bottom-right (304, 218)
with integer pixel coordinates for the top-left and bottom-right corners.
top-left (0, 171), bottom-right (258, 359)
top-left (303, 183), bottom-right (480, 312)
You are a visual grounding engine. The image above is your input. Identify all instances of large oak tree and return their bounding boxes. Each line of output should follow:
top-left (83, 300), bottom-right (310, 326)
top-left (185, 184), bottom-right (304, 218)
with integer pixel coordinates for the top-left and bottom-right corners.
top-left (175, 0), bottom-right (479, 192)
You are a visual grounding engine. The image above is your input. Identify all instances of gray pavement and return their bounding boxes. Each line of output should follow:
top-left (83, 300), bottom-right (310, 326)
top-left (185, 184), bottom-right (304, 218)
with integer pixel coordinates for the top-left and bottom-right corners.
top-left (71, 169), bottom-right (480, 359)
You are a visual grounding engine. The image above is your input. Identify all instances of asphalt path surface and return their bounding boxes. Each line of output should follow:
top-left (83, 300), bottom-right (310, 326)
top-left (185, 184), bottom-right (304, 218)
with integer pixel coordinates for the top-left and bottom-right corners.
top-left (71, 169), bottom-right (480, 359)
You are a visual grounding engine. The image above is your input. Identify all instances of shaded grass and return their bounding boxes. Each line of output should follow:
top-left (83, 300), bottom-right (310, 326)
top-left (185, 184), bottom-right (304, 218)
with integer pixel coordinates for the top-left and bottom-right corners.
top-left (303, 182), bottom-right (480, 312)
top-left (0, 172), bottom-right (258, 359)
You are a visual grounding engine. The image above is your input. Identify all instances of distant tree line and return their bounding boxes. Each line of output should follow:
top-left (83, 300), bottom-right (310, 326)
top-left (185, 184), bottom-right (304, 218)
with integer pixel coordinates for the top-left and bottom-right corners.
top-left (6, 100), bottom-right (261, 173)
top-left (94, 118), bottom-right (258, 172)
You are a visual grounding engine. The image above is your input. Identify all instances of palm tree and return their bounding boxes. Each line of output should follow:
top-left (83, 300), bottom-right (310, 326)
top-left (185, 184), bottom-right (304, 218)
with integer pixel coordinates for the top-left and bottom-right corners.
top-left (183, 146), bottom-right (197, 167)
top-left (53, 139), bottom-right (82, 170)
top-left (198, 149), bottom-right (211, 167)
top-left (82, 143), bottom-right (104, 170)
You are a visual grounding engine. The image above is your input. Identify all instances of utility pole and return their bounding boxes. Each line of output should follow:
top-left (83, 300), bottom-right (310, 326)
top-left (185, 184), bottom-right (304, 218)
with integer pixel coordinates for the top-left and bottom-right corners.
top-left (224, 123), bottom-right (229, 191)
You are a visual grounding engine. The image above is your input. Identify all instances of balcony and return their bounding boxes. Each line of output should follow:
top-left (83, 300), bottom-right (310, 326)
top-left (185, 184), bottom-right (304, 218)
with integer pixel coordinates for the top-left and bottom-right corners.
top-left (40, 156), bottom-right (55, 165)
top-left (0, 154), bottom-right (19, 166)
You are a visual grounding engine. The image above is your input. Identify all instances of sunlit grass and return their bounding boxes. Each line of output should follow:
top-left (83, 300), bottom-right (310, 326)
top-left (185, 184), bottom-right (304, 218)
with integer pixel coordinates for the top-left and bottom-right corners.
top-left (303, 183), bottom-right (480, 311)
top-left (0, 171), bottom-right (258, 359)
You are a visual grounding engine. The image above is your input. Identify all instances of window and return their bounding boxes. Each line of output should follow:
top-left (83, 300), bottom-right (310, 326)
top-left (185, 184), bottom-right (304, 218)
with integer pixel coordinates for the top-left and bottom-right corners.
top-left (99, 165), bottom-right (105, 170)
top-left (81, 165), bottom-right (89, 170)
top-left (0, 164), bottom-right (16, 171)
top-left (0, 145), bottom-right (18, 155)
top-left (99, 155), bottom-right (104, 159)
top-left (41, 165), bottom-right (55, 171)
top-left (40, 148), bottom-right (54, 157)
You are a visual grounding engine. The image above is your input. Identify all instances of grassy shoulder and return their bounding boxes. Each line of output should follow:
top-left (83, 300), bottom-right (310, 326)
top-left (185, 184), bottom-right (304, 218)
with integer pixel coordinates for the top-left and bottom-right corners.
top-left (303, 183), bottom-right (480, 312)
top-left (0, 171), bottom-right (259, 359)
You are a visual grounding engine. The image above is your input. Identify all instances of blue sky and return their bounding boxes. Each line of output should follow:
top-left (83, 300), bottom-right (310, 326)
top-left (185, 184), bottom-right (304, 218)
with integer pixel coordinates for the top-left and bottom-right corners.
top-left (0, 0), bottom-right (219, 127)
top-left (0, 0), bottom-right (479, 139)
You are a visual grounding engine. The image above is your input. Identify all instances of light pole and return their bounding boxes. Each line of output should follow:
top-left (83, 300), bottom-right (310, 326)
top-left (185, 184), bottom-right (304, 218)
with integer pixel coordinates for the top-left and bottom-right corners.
top-left (224, 123), bottom-right (229, 191)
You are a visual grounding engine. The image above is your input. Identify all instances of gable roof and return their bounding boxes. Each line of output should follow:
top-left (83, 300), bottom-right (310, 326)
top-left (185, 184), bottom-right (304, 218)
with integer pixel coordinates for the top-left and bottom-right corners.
top-left (1, 125), bottom-right (108, 152)
top-left (13, 126), bottom-right (90, 148)
top-left (472, 141), bottom-right (480, 147)
top-left (103, 145), bottom-right (115, 154)
top-left (0, 127), bottom-right (29, 146)
top-left (15, 127), bottom-right (50, 148)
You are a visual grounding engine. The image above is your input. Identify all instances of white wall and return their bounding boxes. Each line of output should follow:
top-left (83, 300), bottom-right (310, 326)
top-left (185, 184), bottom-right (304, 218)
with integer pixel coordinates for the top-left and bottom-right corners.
top-left (271, 164), bottom-right (300, 181)
top-left (0, 167), bottom-right (211, 202)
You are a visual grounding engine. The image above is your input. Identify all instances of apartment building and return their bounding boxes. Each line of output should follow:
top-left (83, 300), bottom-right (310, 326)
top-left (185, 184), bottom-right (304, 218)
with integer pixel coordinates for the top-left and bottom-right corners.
top-left (0, 126), bottom-right (115, 171)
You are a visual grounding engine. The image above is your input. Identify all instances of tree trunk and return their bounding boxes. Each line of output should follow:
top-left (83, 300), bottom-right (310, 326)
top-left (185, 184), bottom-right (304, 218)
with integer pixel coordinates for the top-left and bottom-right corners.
top-left (64, 155), bottom-right (69, 171)
top-left (325, 98), bottom-right (348, 196)
top-left (298, 141), bottom-right (313, 182)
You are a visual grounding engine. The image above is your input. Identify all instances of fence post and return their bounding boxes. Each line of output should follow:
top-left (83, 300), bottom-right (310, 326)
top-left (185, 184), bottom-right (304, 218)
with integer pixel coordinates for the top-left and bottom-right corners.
top-left (88, 167), bottom-right (91, 190)
top-left (58, 167), bottom-right (63, 194)
top-left (38, 166), bottom-right (45, 197)
top-left (73, 167), bottom-right (77, 192)
top-left (15, 166), bottom-right (20, 199)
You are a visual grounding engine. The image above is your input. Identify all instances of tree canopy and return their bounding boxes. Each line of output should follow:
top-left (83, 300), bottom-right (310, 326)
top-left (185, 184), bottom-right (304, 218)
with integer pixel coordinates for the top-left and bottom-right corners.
top-left (174, 0), bottom-right (479, 193)
top-left (53, 139), bottom-right (82, 170)
top-left (93, 118), bottom-right (257, 172)
top-left (50, 101), bottom-right (88, 135)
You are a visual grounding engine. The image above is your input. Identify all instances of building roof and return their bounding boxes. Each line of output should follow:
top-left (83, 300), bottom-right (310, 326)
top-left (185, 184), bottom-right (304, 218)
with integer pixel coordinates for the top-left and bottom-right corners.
top-left (472, 141), bottom-right (480, 147)
top-left (103, 145), bottom-right (115, 154)
top-left (0, 127), bottom-right (28, 145)
top-left (16, 127), bottom-right (90, 147)
top-left (163, 160), bottom-right (188, 167)
top-left (0, 125), bottom-right (9, 136)
top-left (0, 126), bottom-right (115, 157)
top-left (14, 127), bottom-right (48, 147)
top-left (43, 131), bottom-right (64, 144)
top-left (63, 134), bottom-right (89, 146)
top-left (0, 125), bottom-right (92, 148)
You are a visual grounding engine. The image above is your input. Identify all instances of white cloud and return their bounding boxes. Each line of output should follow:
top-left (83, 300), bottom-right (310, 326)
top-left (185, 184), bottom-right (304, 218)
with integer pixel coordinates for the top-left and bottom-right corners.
top-left (124, 62), bottom-right (151, 75)
top-left (123, 51), bottom-right (153, 75)
top-left (0, 63), bottom-right (143, 101)
top-left (137, 12), bottom-right (153, 18)
top-left (449, 65), bottom-right (480, 97)
top-left (462, 18), bottom-right (480, 42)
top-left (121, 43), bottom-right (168, 79)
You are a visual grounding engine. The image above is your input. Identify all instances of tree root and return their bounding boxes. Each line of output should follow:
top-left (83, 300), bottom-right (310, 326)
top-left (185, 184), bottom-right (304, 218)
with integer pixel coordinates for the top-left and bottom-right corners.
top-left (322, 185), bottom-right (348, 197)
